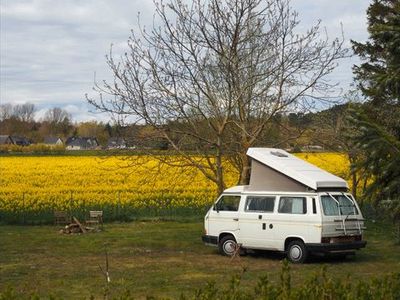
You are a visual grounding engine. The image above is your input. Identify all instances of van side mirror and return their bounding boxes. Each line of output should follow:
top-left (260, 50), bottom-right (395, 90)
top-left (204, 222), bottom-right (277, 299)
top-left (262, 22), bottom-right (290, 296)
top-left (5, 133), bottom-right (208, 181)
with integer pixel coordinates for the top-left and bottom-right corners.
top-left (213, 204), bottom-right (219, 213)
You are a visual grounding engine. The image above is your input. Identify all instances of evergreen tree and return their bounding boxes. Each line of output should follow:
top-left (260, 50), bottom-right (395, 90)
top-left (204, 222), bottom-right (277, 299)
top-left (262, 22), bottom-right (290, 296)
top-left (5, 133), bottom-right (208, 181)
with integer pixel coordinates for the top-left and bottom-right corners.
top-left (352, 0), bottom-right (400, 138)
top-left (351, 0), bottom-right (400, 239)
top-left (348, 109), bottom-right (400, 201)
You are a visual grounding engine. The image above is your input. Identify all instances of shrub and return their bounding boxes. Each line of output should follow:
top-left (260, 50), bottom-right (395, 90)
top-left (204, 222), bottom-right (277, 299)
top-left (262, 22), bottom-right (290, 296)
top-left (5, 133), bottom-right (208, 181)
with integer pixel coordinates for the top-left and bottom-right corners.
top-left (183, 261), bottom-right (399, 300)
top-left (0, 144), bottom-right (65, 154)
top-left (1, 261), bottom-right (398, 299)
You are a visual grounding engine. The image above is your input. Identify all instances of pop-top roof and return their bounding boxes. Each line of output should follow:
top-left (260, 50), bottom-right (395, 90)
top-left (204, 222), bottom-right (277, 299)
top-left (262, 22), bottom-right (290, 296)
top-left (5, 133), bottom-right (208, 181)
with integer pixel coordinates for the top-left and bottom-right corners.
top-left (246, 148), bottom-right (348, 190)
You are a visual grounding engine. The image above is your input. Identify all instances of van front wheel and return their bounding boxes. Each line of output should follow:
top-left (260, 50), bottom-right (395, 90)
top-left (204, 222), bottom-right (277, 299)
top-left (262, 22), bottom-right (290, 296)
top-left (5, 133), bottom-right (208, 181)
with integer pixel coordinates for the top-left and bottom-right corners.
top-left (287, 240), bottom-right (307, 263)
top-left (219, 235), bottom-right (238, 256)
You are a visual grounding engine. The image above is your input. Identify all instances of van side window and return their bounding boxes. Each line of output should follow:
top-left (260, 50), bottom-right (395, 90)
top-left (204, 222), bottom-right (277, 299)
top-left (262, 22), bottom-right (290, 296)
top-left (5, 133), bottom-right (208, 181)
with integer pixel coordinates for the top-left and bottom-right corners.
top-left (312, 198), bottom-right (317, 214)
top-left (214, 195), bottom-right (241, 211)
top-left (278, 197), bottom-right (307, 214)
top-left (245, 196), bottom-right (275, 212)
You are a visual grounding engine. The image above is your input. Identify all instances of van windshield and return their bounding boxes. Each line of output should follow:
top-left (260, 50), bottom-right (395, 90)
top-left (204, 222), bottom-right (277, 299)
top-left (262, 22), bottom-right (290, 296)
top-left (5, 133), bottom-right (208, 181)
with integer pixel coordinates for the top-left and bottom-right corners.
top-left (320, 194), bottom-right (358, 216)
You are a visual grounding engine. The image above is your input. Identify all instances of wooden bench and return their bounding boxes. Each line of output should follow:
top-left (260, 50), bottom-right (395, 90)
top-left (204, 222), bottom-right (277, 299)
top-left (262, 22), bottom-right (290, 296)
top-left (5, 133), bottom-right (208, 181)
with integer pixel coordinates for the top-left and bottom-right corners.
top-left (86, 210), bottom-right (103, 227)
top-left (54, 211), bottom-right (71, 226)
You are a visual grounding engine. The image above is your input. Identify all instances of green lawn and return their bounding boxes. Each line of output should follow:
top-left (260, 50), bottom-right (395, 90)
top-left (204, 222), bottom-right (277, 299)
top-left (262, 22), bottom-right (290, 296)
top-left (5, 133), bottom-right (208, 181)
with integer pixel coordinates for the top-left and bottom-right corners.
top-left (0, 220), bottom-right (399, 299)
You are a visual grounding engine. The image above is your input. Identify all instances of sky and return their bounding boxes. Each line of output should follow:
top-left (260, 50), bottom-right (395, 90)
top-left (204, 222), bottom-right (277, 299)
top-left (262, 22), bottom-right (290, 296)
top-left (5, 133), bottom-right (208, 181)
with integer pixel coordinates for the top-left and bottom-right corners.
top-left (0, 0), bottom-right (371, 123)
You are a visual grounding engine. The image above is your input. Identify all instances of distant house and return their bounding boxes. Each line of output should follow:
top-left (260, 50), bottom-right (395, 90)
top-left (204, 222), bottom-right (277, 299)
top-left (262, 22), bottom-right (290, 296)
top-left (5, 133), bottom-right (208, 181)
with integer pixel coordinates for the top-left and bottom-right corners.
top-left (0, 135), bottom-right (13, 145)
top-left (65, 136), bottom-right (99, 150)
top-left (107, 137), bottom-right (127, 149)
top-left (44, 137), bottom-right (63, 146)
top-left (10, 136), bottom-right (31, 146)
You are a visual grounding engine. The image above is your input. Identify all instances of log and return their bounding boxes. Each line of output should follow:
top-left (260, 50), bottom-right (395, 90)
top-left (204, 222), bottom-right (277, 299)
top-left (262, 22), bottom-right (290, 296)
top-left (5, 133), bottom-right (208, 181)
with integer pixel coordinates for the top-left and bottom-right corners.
top-left (59, 218), bottom-right (101, 234)
top-left (73, 216), bottom-right (87, 233)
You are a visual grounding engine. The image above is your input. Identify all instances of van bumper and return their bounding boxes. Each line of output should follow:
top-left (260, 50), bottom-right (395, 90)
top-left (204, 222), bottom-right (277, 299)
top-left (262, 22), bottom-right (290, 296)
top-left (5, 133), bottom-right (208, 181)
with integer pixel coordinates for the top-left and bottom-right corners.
top-left (305, 241), bottom-right (367, 253)
top-left (202, 235), bottom-right (218, 246)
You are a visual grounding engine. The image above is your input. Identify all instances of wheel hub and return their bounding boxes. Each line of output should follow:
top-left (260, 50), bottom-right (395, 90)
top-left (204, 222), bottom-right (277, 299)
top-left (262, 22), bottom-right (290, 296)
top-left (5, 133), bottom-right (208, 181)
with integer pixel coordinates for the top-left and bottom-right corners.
top-left (223, 241), bottom-right (236, 254)
top-left (290, 246), bottom-right (302, 259)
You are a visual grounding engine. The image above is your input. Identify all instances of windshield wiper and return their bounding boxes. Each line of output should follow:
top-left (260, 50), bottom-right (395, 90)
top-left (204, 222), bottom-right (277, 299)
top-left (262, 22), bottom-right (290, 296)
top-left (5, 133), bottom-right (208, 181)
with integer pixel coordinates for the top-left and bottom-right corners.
top-left (327, 192), bottom-right (348, 234)
top-left (341, 192), bottom-right (357, 216)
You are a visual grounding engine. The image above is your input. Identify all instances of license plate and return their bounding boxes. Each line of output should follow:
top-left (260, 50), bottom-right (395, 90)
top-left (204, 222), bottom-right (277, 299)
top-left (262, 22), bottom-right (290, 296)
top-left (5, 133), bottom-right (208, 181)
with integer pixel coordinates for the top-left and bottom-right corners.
top-left (331, 236), bottom-right (355, 243)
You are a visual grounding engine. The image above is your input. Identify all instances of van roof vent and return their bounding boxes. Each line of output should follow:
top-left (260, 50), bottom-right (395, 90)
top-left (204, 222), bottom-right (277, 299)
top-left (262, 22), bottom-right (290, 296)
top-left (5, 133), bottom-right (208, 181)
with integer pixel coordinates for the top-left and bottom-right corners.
top-left (270, 151), bottom-right (288, 157)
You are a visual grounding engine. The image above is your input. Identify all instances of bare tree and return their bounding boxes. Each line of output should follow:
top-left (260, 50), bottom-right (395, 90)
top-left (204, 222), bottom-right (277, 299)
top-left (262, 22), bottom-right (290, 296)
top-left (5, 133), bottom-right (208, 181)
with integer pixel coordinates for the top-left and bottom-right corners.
top-left (88, 0), bottom-right (347, 193)
top-left (42, 107), bottom-right (72, 136)
top-left (44, 107), bottom-right (71, 124)
top-left (13, 103), bottom-right (35, 122)
top-left (0, 103), bottom-right (14, 121)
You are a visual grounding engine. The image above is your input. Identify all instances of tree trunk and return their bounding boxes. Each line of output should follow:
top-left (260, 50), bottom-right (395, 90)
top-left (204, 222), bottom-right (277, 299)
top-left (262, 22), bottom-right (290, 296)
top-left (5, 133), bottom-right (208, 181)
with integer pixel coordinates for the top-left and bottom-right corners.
top-left (215, 161), bottom-right (225, 195)
top-left (215, 136), bottom-right (226, 195)
top-left (397, 221), bottom-right (400, 245)
top-left (351, 172), bottom-right (357, 198)
top-left (351, 171), bottom-right (361, 206)
top-left (238, 152), bottom-right (251, 186)
top-left (349, 154), bottom-right (359, 202)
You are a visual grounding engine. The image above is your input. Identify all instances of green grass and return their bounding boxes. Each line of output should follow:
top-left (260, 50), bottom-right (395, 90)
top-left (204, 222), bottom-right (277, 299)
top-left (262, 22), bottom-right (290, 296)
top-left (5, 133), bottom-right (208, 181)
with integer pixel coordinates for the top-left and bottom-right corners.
top-left (0, 220), bottom-right (399, 299)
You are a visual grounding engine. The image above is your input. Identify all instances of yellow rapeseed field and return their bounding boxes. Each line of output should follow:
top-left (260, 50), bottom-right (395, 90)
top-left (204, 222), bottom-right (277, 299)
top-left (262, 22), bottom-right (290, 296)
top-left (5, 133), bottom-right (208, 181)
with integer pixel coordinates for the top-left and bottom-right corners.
top-left (0, 153), bottom-right (350, 222)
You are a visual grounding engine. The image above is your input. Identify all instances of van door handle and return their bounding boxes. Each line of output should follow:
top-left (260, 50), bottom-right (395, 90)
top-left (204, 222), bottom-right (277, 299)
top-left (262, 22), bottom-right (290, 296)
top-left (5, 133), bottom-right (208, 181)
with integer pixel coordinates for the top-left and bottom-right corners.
top-left (233, 218), bottom-right (239, 221)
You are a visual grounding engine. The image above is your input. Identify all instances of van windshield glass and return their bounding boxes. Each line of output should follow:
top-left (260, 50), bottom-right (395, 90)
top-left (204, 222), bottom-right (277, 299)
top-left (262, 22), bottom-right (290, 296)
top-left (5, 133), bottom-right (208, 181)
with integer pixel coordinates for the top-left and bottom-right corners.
top-left (320, 195), bottom-right (358, 216)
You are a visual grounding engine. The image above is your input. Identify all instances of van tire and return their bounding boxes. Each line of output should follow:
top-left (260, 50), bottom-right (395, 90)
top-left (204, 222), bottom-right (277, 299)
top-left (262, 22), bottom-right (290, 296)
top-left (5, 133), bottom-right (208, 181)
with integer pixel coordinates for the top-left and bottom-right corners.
top-left (219, 235), bottom-right (238, 256)
top-left (287, 240), bottom-right (307, 263)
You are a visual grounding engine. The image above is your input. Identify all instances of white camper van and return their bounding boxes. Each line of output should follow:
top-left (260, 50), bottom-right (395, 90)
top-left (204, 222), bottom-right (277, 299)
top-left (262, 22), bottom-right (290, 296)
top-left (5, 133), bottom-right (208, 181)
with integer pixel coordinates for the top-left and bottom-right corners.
top-left (202, 148), bottom-right (367, 263)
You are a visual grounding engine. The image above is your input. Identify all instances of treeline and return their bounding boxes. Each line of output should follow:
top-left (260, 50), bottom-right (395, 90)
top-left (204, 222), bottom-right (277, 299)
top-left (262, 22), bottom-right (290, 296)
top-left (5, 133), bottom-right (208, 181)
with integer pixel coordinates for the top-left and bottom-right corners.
top-left (0, 102), bottom-right (329, 150)
top-left (0, 103), bottom-right (113, 146)
top-left (0, 103), bottom-right (173, 149)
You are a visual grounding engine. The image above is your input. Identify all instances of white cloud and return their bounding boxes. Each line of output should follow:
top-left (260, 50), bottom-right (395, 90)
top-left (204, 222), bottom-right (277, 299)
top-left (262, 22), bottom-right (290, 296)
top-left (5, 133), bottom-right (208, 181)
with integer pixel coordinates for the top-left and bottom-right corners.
top-left (34, 107), bottom-right (47, 121)
top-left (63, 104), bottom-right (110, 123)
top-left (34, 103), bottom-right (110, 123)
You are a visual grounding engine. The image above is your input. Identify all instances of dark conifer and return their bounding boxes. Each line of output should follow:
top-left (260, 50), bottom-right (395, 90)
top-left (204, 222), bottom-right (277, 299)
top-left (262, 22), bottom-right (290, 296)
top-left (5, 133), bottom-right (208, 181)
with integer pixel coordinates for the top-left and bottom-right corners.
top-left (351, 0), bottom-right (400, 239)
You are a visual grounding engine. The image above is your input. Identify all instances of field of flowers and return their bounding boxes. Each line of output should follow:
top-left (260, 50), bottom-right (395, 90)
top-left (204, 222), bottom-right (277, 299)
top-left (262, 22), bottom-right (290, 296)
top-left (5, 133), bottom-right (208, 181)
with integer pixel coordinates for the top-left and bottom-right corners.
top-left (0, 153), bottom-right (351, 224)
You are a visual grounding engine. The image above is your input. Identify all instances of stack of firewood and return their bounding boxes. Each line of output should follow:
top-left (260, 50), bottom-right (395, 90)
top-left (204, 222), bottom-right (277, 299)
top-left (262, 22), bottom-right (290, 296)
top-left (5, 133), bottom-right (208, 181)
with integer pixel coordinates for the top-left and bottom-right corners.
top-left (59, 217), bottom-right (100, 234)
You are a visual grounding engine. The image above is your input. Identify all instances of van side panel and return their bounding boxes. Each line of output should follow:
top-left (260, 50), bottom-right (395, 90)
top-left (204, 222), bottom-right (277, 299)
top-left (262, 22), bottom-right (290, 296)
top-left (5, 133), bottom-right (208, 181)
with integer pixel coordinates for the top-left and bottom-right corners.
top-left (238, 195), bottom-right (321, 251)
top-left (237, 195), bottom-right (276, 249)
top-left (306, 196), bottom-right (323, 245)
top-left (272, 196), bottom-right (321, 251)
